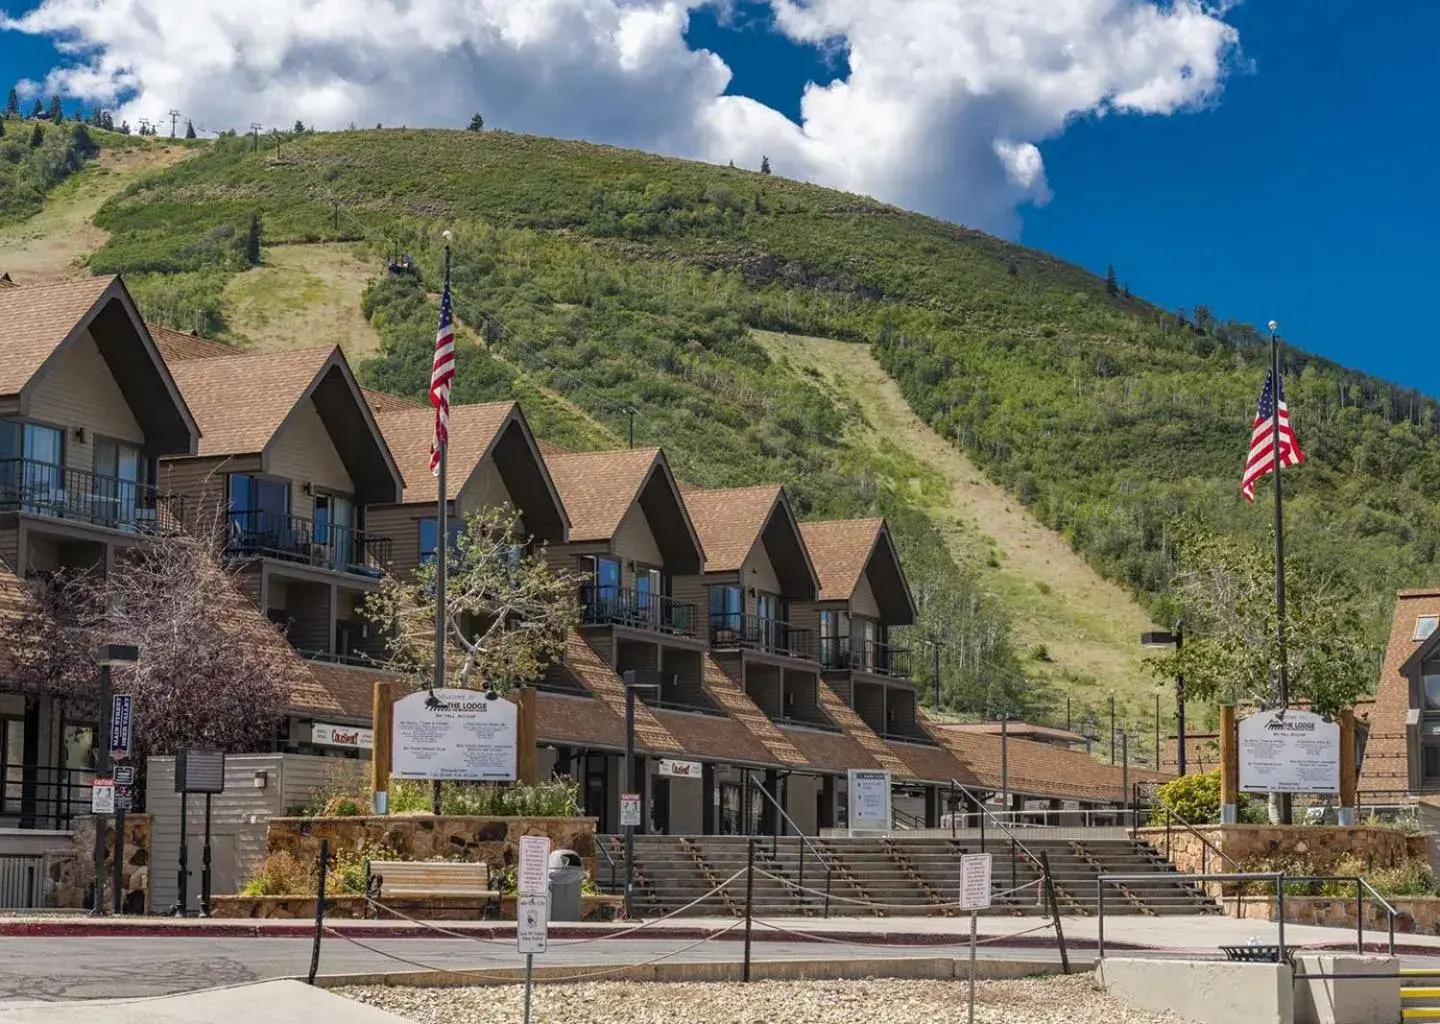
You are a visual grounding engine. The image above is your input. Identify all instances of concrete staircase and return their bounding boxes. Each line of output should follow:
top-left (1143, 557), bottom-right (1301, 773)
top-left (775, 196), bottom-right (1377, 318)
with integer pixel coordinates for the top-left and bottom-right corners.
top-left (601, 833), bottom-right (1219, 918)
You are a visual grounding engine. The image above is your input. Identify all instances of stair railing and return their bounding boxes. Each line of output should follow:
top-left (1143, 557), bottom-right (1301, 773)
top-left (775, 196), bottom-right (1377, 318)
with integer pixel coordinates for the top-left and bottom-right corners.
top-left (1146, 792), bottom-right (1244, 913)
top-left (949, 778), bottom-right (1048, 894)
top-left (596, 836), bottom-right (619, 893)
top-left (747, 775), bottom-right (836, 918)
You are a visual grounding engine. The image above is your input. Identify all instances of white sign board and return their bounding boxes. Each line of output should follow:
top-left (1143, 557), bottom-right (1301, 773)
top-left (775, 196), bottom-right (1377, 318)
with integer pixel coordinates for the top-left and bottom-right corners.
top-left (658, 759), bottom-right (702, 779)
top-left (620, 793), bottom-right (642, 828)
top-left (91, 778), bottom-right (115, 815)
top-left (847, 769), bottom-right (892, 835)
top-left (1239, 709), bottom-right (1340, 794)
top-left (312, 722), bottom-right (373, 750)
top-left (960, 853), bottom-right (993, 911)
top-left (391, 688), bottom-right (518, 782)
top-left (517, 894), bottom-right (549, 955)
top-left (518, 835), bottom-right (551, 897)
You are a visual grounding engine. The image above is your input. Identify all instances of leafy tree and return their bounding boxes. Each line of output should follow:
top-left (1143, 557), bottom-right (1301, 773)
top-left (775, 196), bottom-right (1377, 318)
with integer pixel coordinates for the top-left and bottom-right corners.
top-left (244, 211), bottom-right (262, 265)
top-left (47, 95), bottom-right (62, 122)
top-left (759, 154), bottom-right (771, 175)
top-left (293, 119), bottom-right (306, 134)
top-left (466, 113), bottom-right (484, 132)
top-left (185, 119), bottom-right (197, 139)
top-left (1105, 263), bottom-right (1118, 297)
top-left (29, 97), bottom-right (43, 118)
top-left (4, 88), bottom-right (18, 117)
top-left (364, 504), bottom-right (579, 690)
top-left (1145, 520), bottom-right (1374, 718)
top-left (29, 123), bottom-right (43, 148)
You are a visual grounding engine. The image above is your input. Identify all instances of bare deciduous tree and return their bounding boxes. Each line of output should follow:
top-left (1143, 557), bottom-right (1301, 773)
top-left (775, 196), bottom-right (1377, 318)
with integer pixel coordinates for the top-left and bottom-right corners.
top-left (0, 507), bottom-right (297, 762)
top-left (364, 504), bottom-right (579, 691)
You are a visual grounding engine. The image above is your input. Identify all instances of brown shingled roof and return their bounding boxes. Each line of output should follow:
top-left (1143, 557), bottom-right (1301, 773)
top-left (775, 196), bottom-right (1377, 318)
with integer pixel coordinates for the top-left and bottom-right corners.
top-left (1358, 590), bottom-right (1440, 797)
top-left (0, 276), bottom-right (113, 395)
top-left (799, 519), bottom-right (884, 602)
top-left (167, 346), bottom-right (336, 456)
top-left (371, 401), bottom-right (514, 505)
top-left (543, 448), bottom-right (663, 543)
top-left (146, 323), bottom-right (236, 362)
top-left (937, 729), bottom-right (1170, 802)
top-left (681, 484), bottom-right (784, 572)
top-left (361, 387), bottom-right (425, 415)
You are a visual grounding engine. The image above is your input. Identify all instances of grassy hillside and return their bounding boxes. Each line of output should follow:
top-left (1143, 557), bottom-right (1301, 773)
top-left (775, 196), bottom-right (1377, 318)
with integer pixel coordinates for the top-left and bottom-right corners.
top-left (67, 126), bottom-right (1439, 743)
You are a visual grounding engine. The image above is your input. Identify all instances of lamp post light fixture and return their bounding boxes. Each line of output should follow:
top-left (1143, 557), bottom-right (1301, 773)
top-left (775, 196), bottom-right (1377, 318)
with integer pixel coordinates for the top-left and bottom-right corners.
top-left (91, 643), bottom-right (139, 916)
top-left (1140, 621), bottom-right (1186, 775)
top-left (921, 637), bottom-right (944, 713)
top-left (621, 671), bottom-right (662, 921)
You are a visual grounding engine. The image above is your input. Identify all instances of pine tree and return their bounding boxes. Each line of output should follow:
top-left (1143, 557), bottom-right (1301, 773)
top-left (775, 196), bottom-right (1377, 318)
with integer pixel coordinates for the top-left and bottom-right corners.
top-left (101, 111), bottom-right (114, 132)
top-left (293, 119), bottom-right (305, 134)
top-left (466, 113), bottom-right (484, 132)
top-left (244, 211), bottom-right (262, 266)
top-left (1105, 263), bottom-right (1118, 298)
top-left (47, 95), bottom-right (62, 122)
top-left (185, 119), bottom-right (197, 139)
top-left (118, 120), bottom-right (130, 135)
top-left (29, 98), bottom-right (43, 118)
top-left (0, 118), bottom-right (5, 139)
top-left (4, 88), bottom-right (18, 117)
top-left (29, 123), bottom-right (43, 148)
top-left (1122, 283), bottom-right (1132, 301)
top-left (760, 154), bottom-right (771, 175)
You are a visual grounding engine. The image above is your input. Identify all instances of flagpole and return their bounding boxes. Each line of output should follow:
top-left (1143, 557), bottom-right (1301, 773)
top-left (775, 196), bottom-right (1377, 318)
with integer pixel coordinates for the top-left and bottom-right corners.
top-left (1269, 320), bottom-right (1292, 825)
top-left (432, 238), bottom-right (451, 817)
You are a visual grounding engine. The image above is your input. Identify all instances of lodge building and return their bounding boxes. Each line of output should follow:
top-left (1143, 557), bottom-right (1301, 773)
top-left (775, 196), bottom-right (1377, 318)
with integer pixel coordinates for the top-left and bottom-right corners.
top-left (0, 274), bottom-right (1158, 834)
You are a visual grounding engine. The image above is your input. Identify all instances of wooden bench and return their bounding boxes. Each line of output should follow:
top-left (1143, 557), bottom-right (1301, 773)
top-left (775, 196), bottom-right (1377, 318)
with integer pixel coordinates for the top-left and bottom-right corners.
top-left (364, 861), bottom-right (501, 919)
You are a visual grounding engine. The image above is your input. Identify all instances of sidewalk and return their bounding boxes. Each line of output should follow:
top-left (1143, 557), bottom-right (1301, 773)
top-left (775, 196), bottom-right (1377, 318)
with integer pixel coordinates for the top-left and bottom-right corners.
top-left (2, 912), bottom-right (1434, 956)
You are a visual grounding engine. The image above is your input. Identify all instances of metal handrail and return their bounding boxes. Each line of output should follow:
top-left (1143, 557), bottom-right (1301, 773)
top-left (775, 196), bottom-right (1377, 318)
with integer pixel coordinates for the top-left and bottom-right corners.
top-left (950, 778), bottom-right (1051, 895)
top-left (595, 836), bottom-right (619, 893)
top-left (746, 774), bottom-right (836, 918)
top-left (1142, 793), bottom-right (1245, 913)
top-left (1273, 874), bottom-right (1397, 957)
top-left (1099, 871), bottom-right (1286, 958)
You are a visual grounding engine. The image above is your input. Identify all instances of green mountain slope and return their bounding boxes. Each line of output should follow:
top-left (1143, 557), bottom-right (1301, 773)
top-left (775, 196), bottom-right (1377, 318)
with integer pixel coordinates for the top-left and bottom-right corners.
top-left (67, 127), bottom-right (1438, 734)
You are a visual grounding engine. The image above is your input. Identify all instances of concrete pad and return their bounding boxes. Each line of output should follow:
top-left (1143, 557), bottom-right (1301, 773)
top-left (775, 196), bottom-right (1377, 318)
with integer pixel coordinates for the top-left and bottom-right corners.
top-left (1293, 954), bottom-right (1399, 1024)
top-left (0, 980), bottom-right (415, 1024)
top-left (1097, 957), bottom-right (1294, 1024)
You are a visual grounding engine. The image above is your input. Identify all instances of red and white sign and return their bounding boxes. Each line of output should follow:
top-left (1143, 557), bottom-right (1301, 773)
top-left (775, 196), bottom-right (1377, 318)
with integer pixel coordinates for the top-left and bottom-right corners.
top-left (658, 759), bottom-right (702, 779)
top-left (91, 778), bottom-right (115, 815)
top-left (312, 722), bottom-right (373, 750)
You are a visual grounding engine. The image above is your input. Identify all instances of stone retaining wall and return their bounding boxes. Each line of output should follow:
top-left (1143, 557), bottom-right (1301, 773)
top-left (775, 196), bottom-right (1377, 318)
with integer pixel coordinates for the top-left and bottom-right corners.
top-left (51, 815), bottom-right (151, 912)
top-left (265, 815), bottom-right (599, 880)
top-left (1231, 894), bottom-right (1440, 935)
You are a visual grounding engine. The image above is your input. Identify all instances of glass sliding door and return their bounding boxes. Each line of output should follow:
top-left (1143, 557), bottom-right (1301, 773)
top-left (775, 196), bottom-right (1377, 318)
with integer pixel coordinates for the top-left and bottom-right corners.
top-left (94, 438), bottom-right (144, 528)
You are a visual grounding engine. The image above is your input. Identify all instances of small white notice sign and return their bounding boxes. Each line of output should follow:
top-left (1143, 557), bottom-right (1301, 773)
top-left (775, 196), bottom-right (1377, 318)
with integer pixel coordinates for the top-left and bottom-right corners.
top-left (620, 793), bottom-right (642, 828)
top-left (91, 778), bottom-right (115, 815)
top-left (517, 894), bottom-right (549, 954)
top-left (518, 835), bottom-right (551, 897)
top-left (960, 853), bottom-right (993, 911)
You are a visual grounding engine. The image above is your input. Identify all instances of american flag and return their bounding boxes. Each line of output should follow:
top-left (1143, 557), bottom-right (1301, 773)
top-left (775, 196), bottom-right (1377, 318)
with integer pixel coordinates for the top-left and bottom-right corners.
top-left (1241, 369), bottom-right (1304, 502)
top-left (428, 259), bottom-right (456, 475)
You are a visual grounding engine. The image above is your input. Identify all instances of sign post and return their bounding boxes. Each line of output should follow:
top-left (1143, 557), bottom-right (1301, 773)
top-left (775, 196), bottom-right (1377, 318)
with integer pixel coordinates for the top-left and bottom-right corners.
top-left (846, 769), bottom-right (892, 837)
top-left (1238, 709), bottom-right (1340, 795)
top-left (108, 695), bottom-right (133, 916)
top-left (960, 853), bottom-right (993, 1024)
top-left (517, 835), bottom-right (551, 1024)
top-left (391, 688), bottom-right (518, 782)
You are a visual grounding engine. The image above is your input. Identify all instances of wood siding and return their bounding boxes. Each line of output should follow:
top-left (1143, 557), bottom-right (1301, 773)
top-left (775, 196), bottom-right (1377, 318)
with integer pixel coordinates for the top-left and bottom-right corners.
top-left (456, 457), bottom-right (512, 518)
top-left (852, 572), bottom-right (881, 620)
top-left (158, 455), bottom-right (256, 530)
top-left (612, 503), bottom-right (663, 572)
top-left (26, 329), bottom-right (145, 468)
top-left (364, 503), bottom-right (429, 581)
top-left (740, 540), bottom-right (781, 612)
top-left (266, 398), bottom-right (354, 520)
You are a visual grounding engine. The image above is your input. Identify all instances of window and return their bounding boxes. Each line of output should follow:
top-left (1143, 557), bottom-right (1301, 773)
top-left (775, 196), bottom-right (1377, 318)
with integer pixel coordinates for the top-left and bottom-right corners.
top-left (1, 420), bottom-right (64, 508)
top-left (709, 584), bottom-right (743, 638)
top-left (1418, 616), bottom-right (1439, 641)
top-left (418, 517), bottom-right (464, 564)
top-left (94, 438), bottom-right (145, 524)
top-left (1, 718), bottom-right (24, 813)
top-left (228, 474), bottom-right (290, 517)
top-left (819, 609), bottom-right (845, 669)
top-left (315, 494), bottom-right (355, 570)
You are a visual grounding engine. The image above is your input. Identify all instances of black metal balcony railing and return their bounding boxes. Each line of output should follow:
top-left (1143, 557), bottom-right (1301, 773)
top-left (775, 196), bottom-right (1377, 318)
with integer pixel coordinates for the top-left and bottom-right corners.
top-left (580, 585), bottom-right (696, 636)
top-left (0, 458), bottom-right (186, 534)
top-left (818, 637), bottom-right (912, 678)
top-left (709, 612), bottom-right (816, 660)
top-left (226, 510), bottom-right (390, 578)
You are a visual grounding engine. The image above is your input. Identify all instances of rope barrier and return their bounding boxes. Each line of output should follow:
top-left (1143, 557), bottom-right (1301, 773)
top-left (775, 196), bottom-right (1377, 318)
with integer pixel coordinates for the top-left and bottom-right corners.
top-left (361, 868), bottom-right (747, 948)
top-left (752, 866), bottom-right (1044, 910)
top-left (748, 916), bottom-right (1059, 951)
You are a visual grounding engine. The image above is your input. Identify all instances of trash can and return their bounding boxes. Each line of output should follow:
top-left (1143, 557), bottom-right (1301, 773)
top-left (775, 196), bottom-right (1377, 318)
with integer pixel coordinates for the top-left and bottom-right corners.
top-left (548, 849), bottom-right (585, 922)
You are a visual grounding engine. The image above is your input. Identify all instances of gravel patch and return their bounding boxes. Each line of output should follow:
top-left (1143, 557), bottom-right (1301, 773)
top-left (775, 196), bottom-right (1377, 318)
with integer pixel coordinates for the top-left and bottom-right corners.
top-left (340, 975), bottom-right (1197, 1023)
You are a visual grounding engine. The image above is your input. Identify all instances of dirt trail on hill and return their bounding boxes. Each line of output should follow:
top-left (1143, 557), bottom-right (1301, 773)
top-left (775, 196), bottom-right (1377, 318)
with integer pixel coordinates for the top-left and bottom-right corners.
top-left (757, 330), bottom-right (1156, 707)
top-left (0, 145), bottom-right (193, 284)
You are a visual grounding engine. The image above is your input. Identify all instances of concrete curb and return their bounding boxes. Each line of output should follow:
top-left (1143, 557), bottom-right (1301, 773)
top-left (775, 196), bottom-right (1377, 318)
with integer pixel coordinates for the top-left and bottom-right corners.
top-left (313, 954), bottom-right (1067, 989)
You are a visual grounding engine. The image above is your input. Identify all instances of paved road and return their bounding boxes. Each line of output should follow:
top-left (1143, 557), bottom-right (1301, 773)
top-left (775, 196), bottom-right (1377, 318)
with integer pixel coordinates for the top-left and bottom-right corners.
top-left (0, 936), bottom-right (1072, 1002)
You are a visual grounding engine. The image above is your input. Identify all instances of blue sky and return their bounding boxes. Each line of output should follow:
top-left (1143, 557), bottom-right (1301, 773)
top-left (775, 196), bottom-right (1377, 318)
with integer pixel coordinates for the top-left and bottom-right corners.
top-left (3, 1), bottom-right (1434, 393)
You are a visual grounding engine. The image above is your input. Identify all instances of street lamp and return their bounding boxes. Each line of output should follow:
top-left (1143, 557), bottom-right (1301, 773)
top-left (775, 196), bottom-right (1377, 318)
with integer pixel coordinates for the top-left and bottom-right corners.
top-left (1140, 621), bottom-right (1185, 775)
top-left (622, 405), bottom-right (638, 449)
top-left (91, 643), bottom-right (138, 917)
top-left (621, 670), bottom-right (661, 921)
top-left (921, 637), bottom-right (944, 713)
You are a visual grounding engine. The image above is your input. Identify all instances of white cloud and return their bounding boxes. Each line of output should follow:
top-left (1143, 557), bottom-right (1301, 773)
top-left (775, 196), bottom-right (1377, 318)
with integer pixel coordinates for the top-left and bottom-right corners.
top-left (1, 0), bottom-right (1239, 234)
